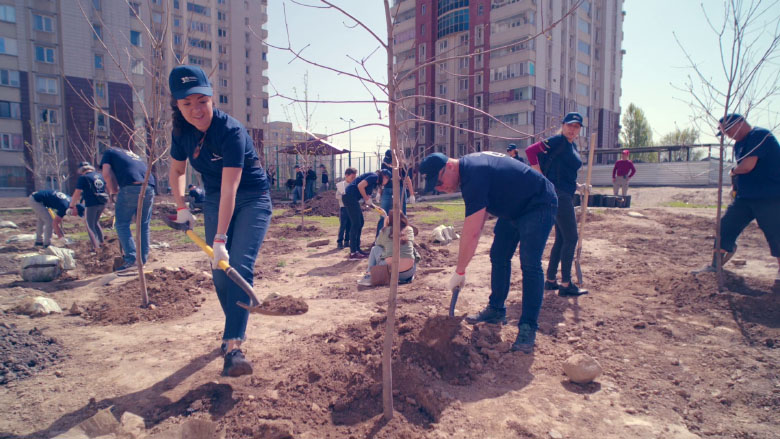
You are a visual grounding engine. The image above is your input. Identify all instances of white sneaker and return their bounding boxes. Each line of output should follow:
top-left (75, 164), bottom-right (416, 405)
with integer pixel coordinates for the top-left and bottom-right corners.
top-left (357, 274), bottom-right (372, 287)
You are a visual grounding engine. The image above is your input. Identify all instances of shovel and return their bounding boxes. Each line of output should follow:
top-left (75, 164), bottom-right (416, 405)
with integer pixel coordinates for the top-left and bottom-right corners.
top-left (163, 215), bottom-right (285, 316)
top-left (448, 286), bottom-right (460, 317)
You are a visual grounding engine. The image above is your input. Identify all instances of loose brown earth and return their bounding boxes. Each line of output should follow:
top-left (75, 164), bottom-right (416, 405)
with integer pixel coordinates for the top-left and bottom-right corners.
top-left (0, 187), bottom-right (778, 439)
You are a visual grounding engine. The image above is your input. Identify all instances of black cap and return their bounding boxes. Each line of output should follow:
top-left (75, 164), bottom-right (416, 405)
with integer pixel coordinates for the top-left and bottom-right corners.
top-left (506, 144), bottom-right (518, 152)
top-left (563, 112), bottom-right (584, 126)
top-left (168, 65), bottom-right (213, 100)
top-left (419, 153), bottom-right (448, 194)
top-left (716, 113), bottom-right (744, 137)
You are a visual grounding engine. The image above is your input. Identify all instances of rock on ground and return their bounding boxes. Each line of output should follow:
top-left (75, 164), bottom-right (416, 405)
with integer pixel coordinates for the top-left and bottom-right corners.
top-left (563, 353), bottom-right (603, 384)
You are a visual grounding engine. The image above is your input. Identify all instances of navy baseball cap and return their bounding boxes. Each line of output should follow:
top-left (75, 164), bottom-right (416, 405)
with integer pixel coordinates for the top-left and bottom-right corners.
top-left (716, 113), bottom-right (744, 136)
top-left (419, 153), bottom-right (448, 194)
top-left (506, 144), bottom-right (518, 152)
top-left (563, 112), bottom-right (584, 126)
top-left (168, 65), bottom-right (213, 100)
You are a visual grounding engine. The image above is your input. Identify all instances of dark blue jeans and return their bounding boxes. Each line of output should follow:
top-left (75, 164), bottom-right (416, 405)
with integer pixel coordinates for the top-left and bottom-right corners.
top-left (292, 186), bottom-right (303, 204)
top-left (488, 202), bottom-right (557, 330)
top-left (547, 191), bottom-right (578, 284)
top-left (343, 194), bottom-right (364, 253)
top-left (376, 186), bottom-right (407, 236)
top-left (305, 180), bottom-right (315, 200)
top-left (115, 184), bottom-right (154, 265)
top-left (204, 190), bottom-right (272, 341)
top-left (337, 206), bottom-right (351, 246)
top-left (720, 196), bottom-right (780, 257)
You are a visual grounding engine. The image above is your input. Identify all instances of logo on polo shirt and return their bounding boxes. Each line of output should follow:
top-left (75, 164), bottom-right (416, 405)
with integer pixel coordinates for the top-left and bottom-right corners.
top-left (94, 178), bottom-right (105, 190)
top-left (181, 76), bottom-right (198, 84)
top-left (56, 191), bottom-right (67, 199)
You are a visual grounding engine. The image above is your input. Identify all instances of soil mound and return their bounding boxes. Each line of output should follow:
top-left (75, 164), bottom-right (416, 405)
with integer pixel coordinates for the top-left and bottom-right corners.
top-left (414, 242), bottom-right (455, 268)
top-left (285, 191), bottom-right (340, 217)
top-left (1, 324), bottom-right (64, 385)
top-left (82, 267), bottom-right (210, 325)
top-left (72, 236), bottom-right (124, 274)
top-left (259, 295), bottom-right (308, 315)
top-left (275, 224), bottom-right (325, 238)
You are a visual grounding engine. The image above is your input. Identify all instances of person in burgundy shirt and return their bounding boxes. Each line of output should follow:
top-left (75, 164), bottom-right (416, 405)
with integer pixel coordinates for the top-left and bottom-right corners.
top-left (612, 149), bottom-right (636, 196)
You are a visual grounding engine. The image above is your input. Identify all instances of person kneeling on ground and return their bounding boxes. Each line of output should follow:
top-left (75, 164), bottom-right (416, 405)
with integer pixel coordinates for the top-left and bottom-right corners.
top-left (419, 151), bottom-right (558, 354)
top-left (187, 184), bottom-right (205, 211)
top-left (29, 189), bottom-right (85, 247)
top-left (358, 210), bottom-right (418, 286)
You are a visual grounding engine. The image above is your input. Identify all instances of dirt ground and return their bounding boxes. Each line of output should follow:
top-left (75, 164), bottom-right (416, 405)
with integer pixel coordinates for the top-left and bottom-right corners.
top-left (0, 187), bottom-right (778, 439)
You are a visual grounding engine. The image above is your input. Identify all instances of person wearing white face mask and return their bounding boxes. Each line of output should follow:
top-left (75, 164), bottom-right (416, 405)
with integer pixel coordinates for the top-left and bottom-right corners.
top-left (168, 65), bottom-right (273, 377)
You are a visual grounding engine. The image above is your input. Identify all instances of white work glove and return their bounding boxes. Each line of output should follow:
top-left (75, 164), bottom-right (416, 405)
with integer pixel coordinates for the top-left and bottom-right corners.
top-left (408, 194), bottom-right (416, 204)
top-left (449, 271), bottom-right (466, 291)
top-left (175, 208), bottom-right (197, 228)
top-left (374, 192), bottom-right (382, 204)
top-left (212, 240), bottom-right (229, 268)
top-left (576, 183), bottom-right (592, 194)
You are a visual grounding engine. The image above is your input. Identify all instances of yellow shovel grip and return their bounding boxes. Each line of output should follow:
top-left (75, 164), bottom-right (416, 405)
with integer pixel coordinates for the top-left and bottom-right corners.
top-left (186, 230), bottom-right (230, 271)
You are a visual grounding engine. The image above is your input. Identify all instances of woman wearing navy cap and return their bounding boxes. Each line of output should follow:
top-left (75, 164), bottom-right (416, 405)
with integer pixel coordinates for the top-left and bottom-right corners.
top-left (168, 65), bottom-right (272, 377)
top-left (343, 169), bottom-right (391, 260)
top-left (526, 112), bottom-right (588, 296)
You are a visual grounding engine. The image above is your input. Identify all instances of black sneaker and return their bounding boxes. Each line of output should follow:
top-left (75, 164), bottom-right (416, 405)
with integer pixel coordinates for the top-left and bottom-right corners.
top-left (114, 262), bottom-right (135, 273)
top-left (511, 323), bottom-right (536, 353)
top-left (558, 283), bottom-right (588, 296)
top-left (544, 280), bottom-right (560, 290)
top-left (348, 252), bottom-right (367, 260)
top-left (358, 248), bottom-right (370, 256)
top-left (222, 349), bottom-right (253, 377)
top-left (465, 306), bottom-right (507, 325)
top-left (337, 242), bottom-right (344, 249)
top-left (34, 241), bottom-right (44, 247)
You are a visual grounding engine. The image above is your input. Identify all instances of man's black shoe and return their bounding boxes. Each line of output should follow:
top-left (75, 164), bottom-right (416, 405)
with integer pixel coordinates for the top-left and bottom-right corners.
top-left (34, 241), bottom-right (44, 247)
top-left (358, 249), bottom-right (370, 256)
top-left (222, 349), bottom-right (253, 377)
top-left (337, 242), bottom-right (344, 249)
top-left (558, 283), bottom-right (588, 296)
top-left (465, 306), bottom-right (507, 325)
top-left (511, 323), bottom-right (536, 353)
top-left (544, 280), bottom-right (560, 290)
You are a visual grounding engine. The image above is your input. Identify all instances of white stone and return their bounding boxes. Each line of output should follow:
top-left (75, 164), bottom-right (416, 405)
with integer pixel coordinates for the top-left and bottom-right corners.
top-left (15, 296), bottom-right (62, 316)
top-left (627, 211), bottom-right (645, 218)
top-left (563, 353), bottom-right (603, 384)
top-left (549, 430), bottom-right (564, 439)
top-left (0, 220), bottom-right (18, 228)
top-left (45, 246), bottom-right (76, 270)
top-left (6, 233), bottom-right (36, 243)
top-left (120, 411), bottom-right (145, 437)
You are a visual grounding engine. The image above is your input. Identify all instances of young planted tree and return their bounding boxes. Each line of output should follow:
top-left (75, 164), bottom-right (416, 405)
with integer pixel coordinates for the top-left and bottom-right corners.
top-left (25, 119), bottom-right (69, 191)
top-left (265, 0), bottom-right (584, 420)
top-left (676, 0), bottom-right (780, 288)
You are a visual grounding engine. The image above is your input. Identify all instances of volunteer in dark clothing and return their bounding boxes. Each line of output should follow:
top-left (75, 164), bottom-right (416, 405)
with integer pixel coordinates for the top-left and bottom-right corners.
top-left (292, 165), bottom-right (304, 204)
top-left (343, 169), bottom-right (391, 260)
top-left (187, 184), bottom-right (205, 210)
top-left (319, 164), bottom-right (329, 192)
top-left (702, 114), bottom-right (780, 284)
top-left (305, 167), bottom-right (316, 200)
top-left (168, 65), bottom-right (272, 377)
top-left (28, 189), bottom-right (84, 247)
top-left (101, 147), bottom-right (155, 272)
top-left (526, 112), bottom-right (588, 296)
top-left (506, 144), bottom-right (527, 164)
top-left (376, 149), bottom-right (415, 236)
top-left (419, 151), bottom-right (558, 353)
top-left (69, 161), bottom-right (108, 250)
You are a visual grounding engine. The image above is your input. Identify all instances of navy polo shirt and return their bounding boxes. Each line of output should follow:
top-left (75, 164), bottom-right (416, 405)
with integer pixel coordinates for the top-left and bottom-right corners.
top-left (459, 152), bottom-right (557, 219)
top-left (537, 134), bottom-right (582, 195)
top-left (76, 171), bottom-right (108, 207)
top-left (345, 172), bottom-right (382, 201)
top-left (170, 108), bottom-right (269, 195)
top-left (294, 171), bottom-right (303, 186)
top-left (100, 148), bottom-right (155, 188)
top-left (32, 190), bottom-right (71, 217)
top-left (381, 160), bottom-right (406, 194)
top-left (734, 127), bottom-right (780, 199)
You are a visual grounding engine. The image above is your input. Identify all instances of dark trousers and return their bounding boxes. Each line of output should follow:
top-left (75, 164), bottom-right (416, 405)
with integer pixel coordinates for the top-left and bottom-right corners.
top-left (343, 195), bottom-right (364, 253)
top-left (720, 196), bottom-right (780, 257)
top-left (547, 191), bottom-right (578, 284)
top-left (337, 206), bottom-right (351, 246)
top-left (488, 202), bottom-right (557, 330)
top-left (85, 204), bottom-right (106, 249)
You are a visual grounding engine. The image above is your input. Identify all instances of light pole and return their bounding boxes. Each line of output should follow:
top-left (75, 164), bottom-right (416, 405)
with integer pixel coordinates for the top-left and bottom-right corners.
top-left (340, 117), bottom-right (354, 167)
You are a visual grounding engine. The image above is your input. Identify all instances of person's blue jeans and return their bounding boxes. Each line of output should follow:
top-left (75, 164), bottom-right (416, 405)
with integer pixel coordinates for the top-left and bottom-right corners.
top-left (376, 186), bottom-right (407, 236)
top-left (292, 186), bottom-right (303, 204)
top-left (305, 180), bottom-right (315, 200)
top-left (115, 185), bottom-right (154, 265)
top-left (488, 201), bottom-right (557, 330)
top-left (337, 206), bottom-right (351, 246)
top-left (204, 190), bottom-right (272, 342)
top-left (343, 194), bottom-right (364, 253)
top-left (546, 191), bottom-right (578, 284)
top-left (719, 196), bottom-right (780, 257)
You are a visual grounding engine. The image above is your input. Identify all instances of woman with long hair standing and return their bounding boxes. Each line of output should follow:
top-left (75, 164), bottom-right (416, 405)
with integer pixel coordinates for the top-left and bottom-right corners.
top-left (526, 112), bottom-right (588, 296)
top-left (168, 65), bottom-right (272, 377)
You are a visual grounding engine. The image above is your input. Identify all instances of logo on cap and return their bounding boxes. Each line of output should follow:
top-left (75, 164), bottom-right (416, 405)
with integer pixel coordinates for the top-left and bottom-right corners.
top-left (181, 76), bottom-right (198, 84)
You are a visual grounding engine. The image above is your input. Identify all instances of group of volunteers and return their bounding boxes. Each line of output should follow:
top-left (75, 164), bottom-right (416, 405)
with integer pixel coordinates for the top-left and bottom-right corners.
top-left (289, 163), bottom-right (329, 204)
top-left (27, 64), bottom-right (779, 379)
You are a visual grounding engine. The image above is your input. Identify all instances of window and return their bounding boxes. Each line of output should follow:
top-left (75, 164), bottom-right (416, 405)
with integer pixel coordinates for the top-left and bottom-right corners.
top-left (246, 114), bottom-right (251, 123)
top-left (576, 61), bottom-right (590, 76)
top-left (218, 61), bottom-right (227, 71)
top-left (475, 118), bottom-right (482, 132)
top-left (0, 133), bottom-right (22, 151)
top-left (33, 14), bottom-right (54, 32)
top-left (490, 11), bottom-right (534, 34)
top-left (152, 12), bottom-right (162, 23)
top-left (129, 2), bottom-right (140, 16)
top-left (476, 72), bottom-right (483, 89)
top-left (219, 78), bottom-right (228, 87)
top-left (174, 0), bottom-right (180, 8)
top-left (418, 43), bottom-right (426, 62)
top-left (189, 20), bottom-right (210, 33)
top-left (130, 30), bottom-right (142, 47)
top-left (0, 166), bottom-right (25, 188)
top-left (421, 4), bottom-right (426, 14)
top-left (93, 0), bottom-right (101, 10)
top-left (246, 97), bottom-right (251, 106)
top-left (578, 40), bottom-right (591, 55)
top-left (1, 38), bottom-right (19, 56)
top-left (218, 45), bottom-right (227, 54)
top-left (576, 82), bottom-right (589, 96)
top-left (474, 94), bottom-right (482, 109)
top-left (132, 59), bottom-right (144, 75)
top-left (459, 78), bottom-right (468, 90)
top-left (94, 54), bottom-right (104, 69)
top-left (39, 108), bottom-right (58, 124)
top-left (438, 83), bottom-right (447, 95)
top-left (0, 101), bottom-right (20, 119)
top-left (0, 69), bottom-right (20, 87)
top-left (218, 11), bottom-right (226, 21)
top-left (578, 17), bottom-right (590, 34)
top-left (173, 34), bottom-right (182, 45)
top-left (437, 8), bottom-right (469, 38)
top-left (438, 104), bottom-right (447, 115)
top-left (36, 76), bottom-right (58, 95)
top-left (218, 28), bottom-right (227, 37)
top-left (35, 45), bottom-right (54, 63)
top-left (219, 95), bottom-right (228, 104)
top-left (0, 5), bottom-right (15, 23)
top-left (96, 113), bottom-right (107, 132)
top-left (94, 82), bottom-right (106, 99)
top-left (173, 17), bottom-right (181, 27)
top-left (187, 2), bottom-right (211, 16)
top-left (92, 24), bottom-right (102, 40)
top-left (439, 40), bottom-right (448, 52)
top-left (189, 38), bottom-right (212, 50)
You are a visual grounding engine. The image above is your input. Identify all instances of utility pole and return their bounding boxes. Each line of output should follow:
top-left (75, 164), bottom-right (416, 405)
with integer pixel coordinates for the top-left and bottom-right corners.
top-left (340, 116), bottom-right (354, 167)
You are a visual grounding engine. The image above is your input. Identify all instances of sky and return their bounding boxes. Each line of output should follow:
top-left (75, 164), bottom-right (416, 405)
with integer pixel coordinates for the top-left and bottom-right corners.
top-left (266, 1), bottom-right (780, 153)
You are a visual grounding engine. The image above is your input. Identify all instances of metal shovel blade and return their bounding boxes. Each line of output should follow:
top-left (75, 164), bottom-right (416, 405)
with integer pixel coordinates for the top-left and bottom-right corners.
top-left (449, 286), bottom-right (460, 317)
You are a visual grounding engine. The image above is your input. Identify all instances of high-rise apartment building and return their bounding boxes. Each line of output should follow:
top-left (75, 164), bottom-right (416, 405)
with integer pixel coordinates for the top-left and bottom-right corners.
top-left (0, 0), bottom-right (269, 197)
top-left (392, 0), bottom-right (623, 162)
